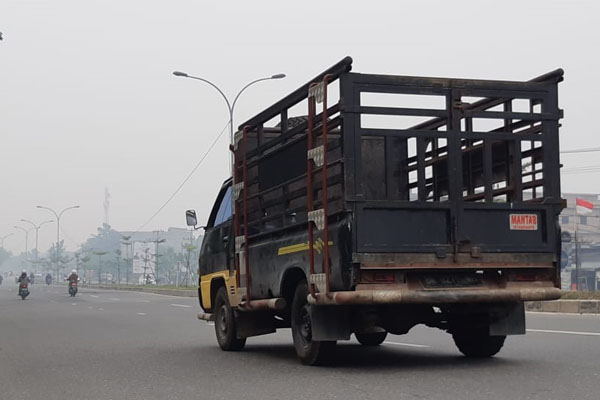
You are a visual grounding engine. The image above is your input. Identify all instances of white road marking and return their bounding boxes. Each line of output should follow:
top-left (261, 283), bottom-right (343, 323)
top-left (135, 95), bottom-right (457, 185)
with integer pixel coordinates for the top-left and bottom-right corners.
top-left (98, 308), bottom-right (104, 311)
top-left (139, 300), bottom-right (151, 303)
top-left (137, 312), bottom-right (147, 316)
top-left (527, 328), bottom-right (600, 337)
top-left (170, 303), bottom-right (192, 308)
top-left (71, 303), bottom-right (77, 306)
top-left (90, 295), bottom-right (99, 298)
top-left (383, 341), bottom-right (431, 349)
top-left (109, 298), bottom-right (120, 301)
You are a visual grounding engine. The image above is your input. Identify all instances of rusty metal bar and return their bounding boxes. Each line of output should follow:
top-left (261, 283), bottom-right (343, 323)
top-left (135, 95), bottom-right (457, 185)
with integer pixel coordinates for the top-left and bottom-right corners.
top-left (321, 74), bottom-right (332, 295)
top-left (231, 140), bottom-right (241, 289)
top-left (307, 83), bottom-right (317, 298)
top-left (197, 312), bottom-right (215, 322)
top-left (242, 126), bottom-right (251, 302)
top-left (307, 287), bottom-right (562, 306)
top-left (238, 297), bottom-right (286, 311)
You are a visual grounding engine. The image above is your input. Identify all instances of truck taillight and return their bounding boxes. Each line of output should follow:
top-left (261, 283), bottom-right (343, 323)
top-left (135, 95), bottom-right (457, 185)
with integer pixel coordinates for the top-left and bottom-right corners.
top-left (513, 273), bottom-right (536, 281)
top-left (373, 272), bottom-right (395, 283)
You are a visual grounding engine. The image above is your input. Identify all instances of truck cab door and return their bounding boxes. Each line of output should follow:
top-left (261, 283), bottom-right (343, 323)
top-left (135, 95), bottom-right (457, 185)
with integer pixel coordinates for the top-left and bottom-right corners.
top-left (199, 184), bottom-right (234, 278)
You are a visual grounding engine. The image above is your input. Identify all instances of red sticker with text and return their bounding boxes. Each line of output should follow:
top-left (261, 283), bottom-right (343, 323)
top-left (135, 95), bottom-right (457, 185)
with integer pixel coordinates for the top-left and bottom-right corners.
top-left (509, 214), bottom-right (538, 230)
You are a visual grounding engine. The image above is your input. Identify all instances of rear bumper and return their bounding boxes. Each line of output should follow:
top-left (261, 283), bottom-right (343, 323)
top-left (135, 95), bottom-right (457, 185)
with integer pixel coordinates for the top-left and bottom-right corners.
top-left (307, 287), bottom-right (562, 306)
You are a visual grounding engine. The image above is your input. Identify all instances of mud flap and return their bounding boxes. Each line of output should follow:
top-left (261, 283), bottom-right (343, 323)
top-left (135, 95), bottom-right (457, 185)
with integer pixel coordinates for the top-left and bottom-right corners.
top-left (489, 302), bottom-right (525, 336)
top-left (310, 306), bottom-right (352, 341)
top-left (235, 311), bottom-right (276, 339)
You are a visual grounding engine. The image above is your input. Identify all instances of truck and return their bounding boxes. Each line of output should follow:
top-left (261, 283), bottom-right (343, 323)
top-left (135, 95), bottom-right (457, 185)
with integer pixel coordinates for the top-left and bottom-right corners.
top-left (185, 57), bottom-right (564, 365)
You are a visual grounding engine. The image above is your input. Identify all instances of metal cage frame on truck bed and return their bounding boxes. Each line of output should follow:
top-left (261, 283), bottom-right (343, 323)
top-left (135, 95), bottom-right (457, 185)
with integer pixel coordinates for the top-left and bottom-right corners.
top-left (230, 56), bottom-right (563, 301)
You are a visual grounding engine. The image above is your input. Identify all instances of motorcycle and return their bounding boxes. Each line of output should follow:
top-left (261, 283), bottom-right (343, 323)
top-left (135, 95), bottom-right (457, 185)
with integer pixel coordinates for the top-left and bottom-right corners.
top-left (19, 282), bottom-right (30, 300)
top-left (45, 275), bottom-right (52, 285)
top-left (68, 281), bottom-right (78, 297)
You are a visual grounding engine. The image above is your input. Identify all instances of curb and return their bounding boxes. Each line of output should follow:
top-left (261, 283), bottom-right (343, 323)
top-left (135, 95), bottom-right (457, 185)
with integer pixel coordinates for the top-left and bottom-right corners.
top-left (82, 285), bottom-right (197, 298)
top-left (525, 300), bottom-right (600, 314)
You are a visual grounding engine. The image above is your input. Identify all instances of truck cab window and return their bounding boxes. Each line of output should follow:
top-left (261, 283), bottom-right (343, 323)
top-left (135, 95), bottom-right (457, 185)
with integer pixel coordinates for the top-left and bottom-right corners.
top-left (213, 185), bottom-right (233, 226)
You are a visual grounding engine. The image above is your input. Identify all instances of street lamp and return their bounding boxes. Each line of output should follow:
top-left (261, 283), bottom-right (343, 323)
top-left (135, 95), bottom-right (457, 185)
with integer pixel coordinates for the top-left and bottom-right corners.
top-left (121, 235), bottom-right (132, 284)
top-left (1, 233), bottom-right (13, 248)
top-left (13, 226), bottom-right (33, 258)
top-left (36, 205), bottom-right (80, 279)
top-left (172, 70), bottom-right (286, 173)
top-left (20, 219), bottom-right (54, 261)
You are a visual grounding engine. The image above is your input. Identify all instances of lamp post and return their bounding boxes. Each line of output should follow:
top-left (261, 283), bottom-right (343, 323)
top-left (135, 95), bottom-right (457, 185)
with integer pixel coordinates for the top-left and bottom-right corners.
top-left (36, 205), bottom-right (80, 279)
top-left (121, 235), bottom-right (132, 284)
top-left (20, 219), bottom-right (54, 261)
top-left (1, 233), bottom-right (13, 248)
top-left (13, 226), bottom-right (33, 258)
top-left (172, 70), bottom-right (286, 173)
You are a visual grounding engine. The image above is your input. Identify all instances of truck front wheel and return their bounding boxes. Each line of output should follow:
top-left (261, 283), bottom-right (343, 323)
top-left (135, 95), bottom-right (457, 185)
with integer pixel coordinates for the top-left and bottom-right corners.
top-left (291, 281), bottom-right (335, 365)
top-left (452, 328), bottom-right (505, 358)
top-left (214, 287), bottom-right (246, 351)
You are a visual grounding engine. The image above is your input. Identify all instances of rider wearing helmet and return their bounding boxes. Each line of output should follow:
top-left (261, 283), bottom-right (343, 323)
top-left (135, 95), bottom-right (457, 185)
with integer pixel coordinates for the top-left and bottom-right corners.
top-left (17, 270), bottom-right (29, 284)
top-left (66, 269), bottom-right (78, 287)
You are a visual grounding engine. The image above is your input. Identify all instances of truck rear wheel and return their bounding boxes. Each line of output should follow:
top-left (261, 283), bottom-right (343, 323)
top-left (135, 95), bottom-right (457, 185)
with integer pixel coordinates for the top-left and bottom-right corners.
top-left (214, 287), bottom-right (246, 351)
top-left (355, 331), bottom-right (387, 346)
top-left (452, 328), bottom-right (505, 358)
top-left (291, 281), bottom-right (335, 365)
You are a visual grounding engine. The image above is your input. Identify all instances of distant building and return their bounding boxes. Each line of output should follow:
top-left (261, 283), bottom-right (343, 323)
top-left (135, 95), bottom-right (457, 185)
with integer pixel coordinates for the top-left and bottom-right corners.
top-left (559, 193), bottom-right (600, 242)
top-left (120, 227), bottom-right (201, 251)
top-left (559, 193), bottom-right (600, 290)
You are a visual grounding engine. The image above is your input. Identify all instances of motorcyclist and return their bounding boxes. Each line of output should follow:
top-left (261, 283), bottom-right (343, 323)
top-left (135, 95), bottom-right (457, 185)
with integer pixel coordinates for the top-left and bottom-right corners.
top-left (45, 273), bottom-right (52, 285)
top-left (66, 269), bottom-right (78, 287)
top-left (17, 270), bottom-right (29, 285)
top-left (28, 272), bottom-right (35, 285)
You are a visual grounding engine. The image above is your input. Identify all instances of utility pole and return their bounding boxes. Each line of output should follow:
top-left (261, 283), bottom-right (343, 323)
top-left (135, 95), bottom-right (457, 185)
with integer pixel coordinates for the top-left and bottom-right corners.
top-left (141, 247), bottom-right (151, 284)
top-left (121, 235), bottom-right (132, 284)
top-left (115, 249), bottom-right (122, 284)
top-left (151, 231), bottom-right (166, 285)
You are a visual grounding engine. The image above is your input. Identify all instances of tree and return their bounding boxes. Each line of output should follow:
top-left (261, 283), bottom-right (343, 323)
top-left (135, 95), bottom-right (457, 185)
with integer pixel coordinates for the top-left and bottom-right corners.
top-left (48, 240), bottom-right (72, 279)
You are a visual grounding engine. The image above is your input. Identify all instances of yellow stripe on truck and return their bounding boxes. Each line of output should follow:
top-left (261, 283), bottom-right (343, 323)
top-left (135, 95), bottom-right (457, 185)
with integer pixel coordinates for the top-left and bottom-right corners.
top-left (200, 270), bottom-right (237, 309)
top-left (277, 239), bottom-right (333, 256)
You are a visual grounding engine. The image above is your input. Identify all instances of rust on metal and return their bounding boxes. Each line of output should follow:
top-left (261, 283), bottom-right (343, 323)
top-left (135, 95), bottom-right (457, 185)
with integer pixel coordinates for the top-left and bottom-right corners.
top-left (307, 287), bottom-right (562, 306)
top-left (238, 297), bottom-right (286, 311)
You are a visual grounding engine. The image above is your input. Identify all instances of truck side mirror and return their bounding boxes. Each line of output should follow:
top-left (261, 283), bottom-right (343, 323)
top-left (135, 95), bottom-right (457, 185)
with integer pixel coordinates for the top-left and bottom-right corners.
top-left (185, 210), bottom-right (198, 227)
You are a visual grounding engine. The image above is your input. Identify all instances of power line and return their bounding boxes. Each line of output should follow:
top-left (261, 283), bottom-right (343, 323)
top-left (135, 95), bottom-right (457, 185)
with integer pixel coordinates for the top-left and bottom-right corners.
top-left (131, 121), bottom-right (230, 237)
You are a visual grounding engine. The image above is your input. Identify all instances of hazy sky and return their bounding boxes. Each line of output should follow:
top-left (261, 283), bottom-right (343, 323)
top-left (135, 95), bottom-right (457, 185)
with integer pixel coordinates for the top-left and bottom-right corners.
top-left (1, 0), bottom-right (599, 254)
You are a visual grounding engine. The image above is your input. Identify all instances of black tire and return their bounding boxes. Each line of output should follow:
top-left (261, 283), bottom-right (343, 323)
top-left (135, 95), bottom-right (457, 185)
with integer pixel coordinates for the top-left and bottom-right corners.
top-left (21, 295), bottom-right (26, 300)
top-left (355, 331), bottom-right (387, 346)
top-left (291, 281), bottom-right (336, 365)
top-left (452, 328), bottom-right (506, 358)
top-left (213, 287), bottom-right (246, 351)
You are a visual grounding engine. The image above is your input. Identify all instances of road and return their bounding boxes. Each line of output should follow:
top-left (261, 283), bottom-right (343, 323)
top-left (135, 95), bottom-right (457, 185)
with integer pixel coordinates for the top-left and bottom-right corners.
top-left (1, 284), bottom-right (599, 400)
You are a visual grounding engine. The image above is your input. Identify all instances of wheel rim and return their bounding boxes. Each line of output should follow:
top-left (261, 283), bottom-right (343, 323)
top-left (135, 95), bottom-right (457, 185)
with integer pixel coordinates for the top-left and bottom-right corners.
top-left (217, 304), bottom-right (229, 338)
top-left (298, 304), bottom-right (312, 348)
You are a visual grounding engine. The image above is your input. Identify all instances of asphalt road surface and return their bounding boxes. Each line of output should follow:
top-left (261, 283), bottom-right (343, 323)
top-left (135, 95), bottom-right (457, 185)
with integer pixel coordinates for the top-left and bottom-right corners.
top-left (1, 284), bottom-right (599, 400)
